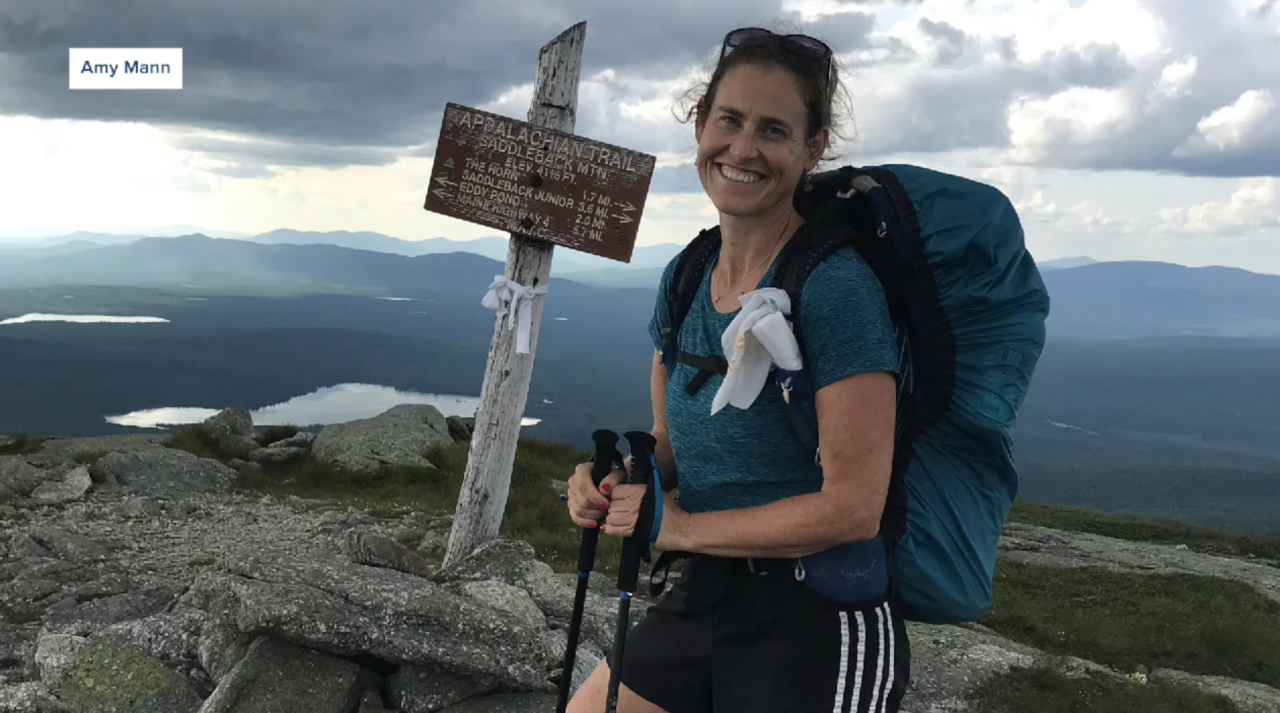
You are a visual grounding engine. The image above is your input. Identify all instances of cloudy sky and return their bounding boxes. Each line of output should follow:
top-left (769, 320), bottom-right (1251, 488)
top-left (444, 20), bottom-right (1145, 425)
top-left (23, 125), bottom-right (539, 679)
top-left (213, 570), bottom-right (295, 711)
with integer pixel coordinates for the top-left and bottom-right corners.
top-left (1, 0), bottom-right (1277, 272)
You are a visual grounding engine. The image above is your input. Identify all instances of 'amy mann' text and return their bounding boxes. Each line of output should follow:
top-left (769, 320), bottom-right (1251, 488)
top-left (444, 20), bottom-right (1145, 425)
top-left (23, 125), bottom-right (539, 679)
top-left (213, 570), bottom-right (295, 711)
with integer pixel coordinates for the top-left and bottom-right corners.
top-left (80, 60), bottom-right (172, 77)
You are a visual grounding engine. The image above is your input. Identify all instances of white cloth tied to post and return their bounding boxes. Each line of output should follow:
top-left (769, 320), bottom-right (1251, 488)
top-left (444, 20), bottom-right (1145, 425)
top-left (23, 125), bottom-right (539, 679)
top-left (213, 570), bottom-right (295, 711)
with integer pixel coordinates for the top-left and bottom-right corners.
top-left (482, 275), bottom-right (547, 355)
top-left (711, 288), bottom-right (804, 415)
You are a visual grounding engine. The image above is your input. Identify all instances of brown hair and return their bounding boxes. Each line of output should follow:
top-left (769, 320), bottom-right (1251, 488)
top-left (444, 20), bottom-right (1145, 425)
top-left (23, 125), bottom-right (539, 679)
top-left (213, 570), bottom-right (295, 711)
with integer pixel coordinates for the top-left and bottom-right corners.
top-left (675, 22), bottom-right (855, 164)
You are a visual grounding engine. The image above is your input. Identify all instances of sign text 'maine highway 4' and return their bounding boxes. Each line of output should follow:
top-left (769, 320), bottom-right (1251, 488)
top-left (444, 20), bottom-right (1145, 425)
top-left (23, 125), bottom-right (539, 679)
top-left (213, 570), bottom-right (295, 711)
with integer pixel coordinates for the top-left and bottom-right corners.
top-left (423, 102), bottom-right (656, 263)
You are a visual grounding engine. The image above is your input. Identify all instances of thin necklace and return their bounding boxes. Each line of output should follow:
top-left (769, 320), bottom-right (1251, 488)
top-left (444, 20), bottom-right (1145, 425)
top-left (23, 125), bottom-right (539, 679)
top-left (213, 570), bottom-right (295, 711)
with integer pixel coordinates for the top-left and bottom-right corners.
top-left (713, 216), bottom-right (792, 304)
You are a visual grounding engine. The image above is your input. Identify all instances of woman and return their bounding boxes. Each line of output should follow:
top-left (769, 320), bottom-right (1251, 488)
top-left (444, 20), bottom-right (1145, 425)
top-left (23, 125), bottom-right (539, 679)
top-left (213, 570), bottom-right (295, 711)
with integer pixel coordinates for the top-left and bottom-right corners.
top-left (565, 26), bottom-right (910, 713)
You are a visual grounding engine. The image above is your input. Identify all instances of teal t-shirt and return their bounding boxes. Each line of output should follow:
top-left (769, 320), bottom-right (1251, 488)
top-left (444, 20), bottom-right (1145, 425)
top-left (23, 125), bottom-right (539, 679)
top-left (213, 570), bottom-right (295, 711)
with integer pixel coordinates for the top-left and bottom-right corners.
top-left (647, 226), bottom-right (900, 515)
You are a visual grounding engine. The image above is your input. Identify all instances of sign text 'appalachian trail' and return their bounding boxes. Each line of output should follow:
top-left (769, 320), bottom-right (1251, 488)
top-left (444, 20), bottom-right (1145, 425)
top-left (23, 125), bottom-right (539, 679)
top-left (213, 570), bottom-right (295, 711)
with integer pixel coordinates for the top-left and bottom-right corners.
top-left (423, 102), bottom-right (655, 262)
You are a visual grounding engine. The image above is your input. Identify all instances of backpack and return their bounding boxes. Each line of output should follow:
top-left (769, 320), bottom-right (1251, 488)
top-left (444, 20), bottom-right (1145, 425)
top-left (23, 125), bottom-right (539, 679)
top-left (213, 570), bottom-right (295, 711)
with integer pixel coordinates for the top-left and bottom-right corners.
top-left (657, 164), bottom-right (1051, 624)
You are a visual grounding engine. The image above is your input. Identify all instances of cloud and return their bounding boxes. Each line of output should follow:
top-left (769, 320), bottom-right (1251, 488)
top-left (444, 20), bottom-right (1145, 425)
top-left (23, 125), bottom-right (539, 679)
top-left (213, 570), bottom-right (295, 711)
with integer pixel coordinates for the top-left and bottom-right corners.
top-left (992, 0), bottom-right (1280, 178)
top-left (1152, 178), bottom-right (1280, 234)
top-left (0, 0), bottom-right (785, 173)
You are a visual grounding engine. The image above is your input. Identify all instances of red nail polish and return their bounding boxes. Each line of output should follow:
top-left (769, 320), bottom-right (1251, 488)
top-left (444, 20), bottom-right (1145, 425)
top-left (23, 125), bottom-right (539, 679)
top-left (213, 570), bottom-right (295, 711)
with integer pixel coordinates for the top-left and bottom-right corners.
top-left (600, 484), bottom-right (612, 495)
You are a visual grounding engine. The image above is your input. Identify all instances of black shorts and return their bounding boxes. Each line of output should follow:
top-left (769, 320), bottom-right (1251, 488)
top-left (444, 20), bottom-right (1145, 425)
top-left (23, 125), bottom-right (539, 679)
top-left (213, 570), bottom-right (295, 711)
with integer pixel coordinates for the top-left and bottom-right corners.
top-left (617, 554), bottom-right (911, 713)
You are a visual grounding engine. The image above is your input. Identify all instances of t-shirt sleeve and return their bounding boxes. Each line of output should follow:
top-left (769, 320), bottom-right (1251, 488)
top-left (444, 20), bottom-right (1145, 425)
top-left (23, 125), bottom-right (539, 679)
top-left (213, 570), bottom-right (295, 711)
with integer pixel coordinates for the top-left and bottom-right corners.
top-left (647, 254), bottom-right (680, 351)
top-left (797, 245), bottom-right (900, 391)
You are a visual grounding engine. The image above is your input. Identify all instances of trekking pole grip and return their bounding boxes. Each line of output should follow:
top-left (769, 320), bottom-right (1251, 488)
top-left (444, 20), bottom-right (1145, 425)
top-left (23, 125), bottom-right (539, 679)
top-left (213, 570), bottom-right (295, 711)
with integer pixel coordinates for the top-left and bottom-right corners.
top-left (580, 429), bottom-right (621, 571)
top-left (618, 430), bottom-right (658, 594)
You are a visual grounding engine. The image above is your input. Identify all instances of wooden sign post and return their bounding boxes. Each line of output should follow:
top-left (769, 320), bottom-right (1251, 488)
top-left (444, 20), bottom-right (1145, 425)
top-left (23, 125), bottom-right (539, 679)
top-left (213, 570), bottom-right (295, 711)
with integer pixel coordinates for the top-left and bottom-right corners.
top-left (428, 21), bottom-right (656, 569)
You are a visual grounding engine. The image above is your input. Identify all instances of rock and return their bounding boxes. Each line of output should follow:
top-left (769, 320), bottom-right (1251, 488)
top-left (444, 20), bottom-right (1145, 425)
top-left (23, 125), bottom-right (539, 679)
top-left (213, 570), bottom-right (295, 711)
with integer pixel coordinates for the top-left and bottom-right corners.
top-left (343, 531), bottom-right (432, 577)
top-left (439, 693), bottom-right (556, 712)
top-left (267, 432), bottom-right (314, 449)
top-left (310, 404), bottom-right (453, 474)
top-left (39, 434), bottom-right (168, 461)
top-left (541, 629), bottom-right (601, 699)
top-left (203, 409), bottom-right (254, 438)
top-left (90, 449), bottom-right (237, 498)
top-left (25, 526), bottom-right (111, 562)
top-left (42, 585), bottom-right (186, 637)
top-left (446, 416), bottom-right (475, 444)
top-left (34, 632), bottom-right (85, 690)
top-left (202, 409), bottom-right (259, 461)
top-left (0, 683), bottom-right (43, 712)
top-left (0, 456), bottom-right (55, 503)
top-left (197, 637), bottom-right (365, 713)
top-left (96, 609), bottom-right (209, 669)
top-left (386, 665), bottom-right (497, 713)
top-left (29, 465), bottom-right (92, 505)
top-left (452, 580), bottom-right (546, 631)
top-left (113, 496), bottom-right (162, 519)
top-left (8, 533), bottom-right (53, 560)
top-left (358, 689), bottom-right (388, 713)
top-left (198, 620), bottom-right (253, 686)
top-left (184, 551), bottom-right (549, 690)
top-left (246, 447), bottom-right (308, 465)
top-left (418, 530), bottom-right (449, 556)
top-left (440, 539), bottom-right (624, 656)
top-left (49, 634), bottom-right (204, 713)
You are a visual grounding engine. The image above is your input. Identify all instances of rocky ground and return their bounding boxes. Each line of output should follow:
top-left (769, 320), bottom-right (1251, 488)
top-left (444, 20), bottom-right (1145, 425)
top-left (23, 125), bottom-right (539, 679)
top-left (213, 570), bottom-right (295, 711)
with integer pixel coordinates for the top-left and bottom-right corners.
top-left (1, 407), bottom-right (1278, 713)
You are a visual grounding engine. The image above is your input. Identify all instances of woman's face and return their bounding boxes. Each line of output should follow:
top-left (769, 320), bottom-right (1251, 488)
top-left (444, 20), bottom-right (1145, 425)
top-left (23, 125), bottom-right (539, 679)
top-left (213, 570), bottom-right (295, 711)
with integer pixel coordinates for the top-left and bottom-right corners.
top-left (695, 63), bottom-right (826, 220)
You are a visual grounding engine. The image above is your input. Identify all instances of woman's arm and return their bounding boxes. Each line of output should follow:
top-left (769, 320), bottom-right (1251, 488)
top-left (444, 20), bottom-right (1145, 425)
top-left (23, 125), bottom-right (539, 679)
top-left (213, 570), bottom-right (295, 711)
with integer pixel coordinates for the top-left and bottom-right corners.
top-left (658, 369), bottom-right (897, 559)
top-left (649, 350), bottom-right (679, 492)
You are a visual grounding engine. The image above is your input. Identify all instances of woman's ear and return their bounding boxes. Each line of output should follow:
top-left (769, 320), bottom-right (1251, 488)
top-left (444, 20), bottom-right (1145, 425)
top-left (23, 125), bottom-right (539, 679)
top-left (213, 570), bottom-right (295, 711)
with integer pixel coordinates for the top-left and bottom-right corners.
top-left (806, 127), bottom-right (830, 170)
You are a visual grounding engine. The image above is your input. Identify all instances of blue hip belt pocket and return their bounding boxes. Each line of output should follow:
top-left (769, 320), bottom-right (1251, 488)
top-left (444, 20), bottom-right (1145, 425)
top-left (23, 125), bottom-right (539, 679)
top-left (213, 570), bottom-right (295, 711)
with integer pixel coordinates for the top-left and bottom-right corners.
top-left (798, 534), bottom-right (890, 604)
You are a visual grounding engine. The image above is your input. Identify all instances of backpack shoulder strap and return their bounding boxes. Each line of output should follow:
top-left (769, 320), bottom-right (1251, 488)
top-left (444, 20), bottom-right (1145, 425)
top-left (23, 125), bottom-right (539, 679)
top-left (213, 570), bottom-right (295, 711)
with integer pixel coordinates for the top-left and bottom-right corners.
top-left (658, 227), bottom-right (721, 378)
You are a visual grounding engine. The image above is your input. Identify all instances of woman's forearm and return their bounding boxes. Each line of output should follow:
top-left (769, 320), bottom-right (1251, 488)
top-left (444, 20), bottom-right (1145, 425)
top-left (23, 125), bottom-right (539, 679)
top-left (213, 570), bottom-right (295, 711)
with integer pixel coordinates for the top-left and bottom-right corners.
top-left (668, 489), bottom-right (879, 559)
top-left (653, 427), bottom-right (678, 492)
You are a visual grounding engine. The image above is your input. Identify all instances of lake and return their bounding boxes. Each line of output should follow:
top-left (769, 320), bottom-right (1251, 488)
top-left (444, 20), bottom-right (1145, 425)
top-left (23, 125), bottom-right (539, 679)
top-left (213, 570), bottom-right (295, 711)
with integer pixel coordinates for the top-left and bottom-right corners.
top-left (0, 313), bottom-right (169, 325)
top-left (105, 383), bottom-right (542, 429)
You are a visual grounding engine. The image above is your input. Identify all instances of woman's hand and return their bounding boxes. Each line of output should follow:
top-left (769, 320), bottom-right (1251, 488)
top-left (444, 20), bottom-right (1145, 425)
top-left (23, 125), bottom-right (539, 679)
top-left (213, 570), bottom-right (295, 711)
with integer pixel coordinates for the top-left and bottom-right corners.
top-left (565, 460), bottom-right (621, 529)
top-left (602, 483), bottom-right (689, 552)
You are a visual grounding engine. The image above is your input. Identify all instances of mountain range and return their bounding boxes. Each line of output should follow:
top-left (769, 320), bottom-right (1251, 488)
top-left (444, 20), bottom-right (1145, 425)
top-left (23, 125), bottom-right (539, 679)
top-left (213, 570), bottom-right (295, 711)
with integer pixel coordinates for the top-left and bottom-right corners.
top-left (1, 232), bottom-right (1278, 339)
top-left (0, 229), bottom-right (685, 276)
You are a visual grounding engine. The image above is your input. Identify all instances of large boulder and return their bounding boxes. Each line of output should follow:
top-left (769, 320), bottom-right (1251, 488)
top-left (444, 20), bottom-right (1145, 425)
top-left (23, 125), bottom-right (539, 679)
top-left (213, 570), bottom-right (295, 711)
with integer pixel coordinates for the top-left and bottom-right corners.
top-left (89, 449), bottom-right (237, 498)
top-left (310, 404), bottom-right (453, 475)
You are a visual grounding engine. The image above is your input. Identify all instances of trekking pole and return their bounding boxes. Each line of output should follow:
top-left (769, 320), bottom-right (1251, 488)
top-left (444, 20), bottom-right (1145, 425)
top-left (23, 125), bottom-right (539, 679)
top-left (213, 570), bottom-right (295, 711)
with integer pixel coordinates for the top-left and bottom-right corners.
top-left (556, 429), bottom-right (622, 713)
top-left (604, 430), bottom-right (658, 713)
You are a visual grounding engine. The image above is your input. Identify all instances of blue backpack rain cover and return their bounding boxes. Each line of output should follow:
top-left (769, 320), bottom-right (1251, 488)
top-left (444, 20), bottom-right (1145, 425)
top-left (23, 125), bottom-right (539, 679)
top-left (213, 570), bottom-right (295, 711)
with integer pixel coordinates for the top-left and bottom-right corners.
top-left (661, 164), bottom-right (1050, 624)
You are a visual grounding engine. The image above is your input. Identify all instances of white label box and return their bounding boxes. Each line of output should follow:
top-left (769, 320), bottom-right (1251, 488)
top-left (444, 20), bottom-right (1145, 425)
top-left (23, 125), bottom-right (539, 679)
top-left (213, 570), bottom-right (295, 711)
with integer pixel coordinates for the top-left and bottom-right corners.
top-left (69, 48), bottom-right (183, 90)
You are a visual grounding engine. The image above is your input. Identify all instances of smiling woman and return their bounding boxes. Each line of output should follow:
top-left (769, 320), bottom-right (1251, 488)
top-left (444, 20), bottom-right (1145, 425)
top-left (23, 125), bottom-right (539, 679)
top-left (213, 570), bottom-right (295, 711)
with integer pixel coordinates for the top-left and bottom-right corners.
top-left (563, 25), bottom-right (910, 713)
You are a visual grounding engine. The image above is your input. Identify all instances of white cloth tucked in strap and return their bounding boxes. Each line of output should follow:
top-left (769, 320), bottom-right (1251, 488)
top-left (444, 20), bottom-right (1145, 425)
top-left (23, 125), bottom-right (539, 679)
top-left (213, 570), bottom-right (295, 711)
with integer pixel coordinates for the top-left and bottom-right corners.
top-left (482, 275), bottom-right (547, 355)
top-left (710, 288), bottom-right (804, 415)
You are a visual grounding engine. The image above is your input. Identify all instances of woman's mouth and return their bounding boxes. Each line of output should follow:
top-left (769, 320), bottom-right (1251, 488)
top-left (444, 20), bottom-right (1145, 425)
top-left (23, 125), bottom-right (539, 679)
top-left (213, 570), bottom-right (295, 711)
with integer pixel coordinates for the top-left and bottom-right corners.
top-left (717, 162), bottom-right (764, 184)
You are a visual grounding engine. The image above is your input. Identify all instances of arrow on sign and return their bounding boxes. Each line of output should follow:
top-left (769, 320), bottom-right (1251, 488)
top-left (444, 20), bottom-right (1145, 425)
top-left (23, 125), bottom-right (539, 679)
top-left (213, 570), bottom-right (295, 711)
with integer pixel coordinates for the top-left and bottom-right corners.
top-left (617, 201), bottom-right (636, 212)
top-left (434, 175), bottom-right (457, 188)
top-left (611, 212), bottom-right (634, 224)
top-left (432, 189), bottom-right (454, 201)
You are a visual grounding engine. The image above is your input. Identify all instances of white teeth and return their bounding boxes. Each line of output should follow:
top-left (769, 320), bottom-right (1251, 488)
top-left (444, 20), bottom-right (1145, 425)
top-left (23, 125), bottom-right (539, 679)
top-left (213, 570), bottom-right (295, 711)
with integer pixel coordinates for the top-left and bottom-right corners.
top-left (718, 163), bottom-right (762, 184)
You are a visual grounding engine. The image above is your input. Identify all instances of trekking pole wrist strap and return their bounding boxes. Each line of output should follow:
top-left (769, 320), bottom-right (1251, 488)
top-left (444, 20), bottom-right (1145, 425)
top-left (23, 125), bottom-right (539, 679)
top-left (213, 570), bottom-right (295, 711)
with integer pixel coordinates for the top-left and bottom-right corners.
top-left (648, 464), bottom-right (664, 545)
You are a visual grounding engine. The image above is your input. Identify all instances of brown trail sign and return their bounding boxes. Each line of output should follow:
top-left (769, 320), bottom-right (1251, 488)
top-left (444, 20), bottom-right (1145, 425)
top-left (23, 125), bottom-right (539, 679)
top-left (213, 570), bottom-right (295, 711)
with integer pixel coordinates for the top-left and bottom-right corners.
top-left (425, 102), bottom-right (656, 263)
top-left (428, 22), bottom-right (655, 570)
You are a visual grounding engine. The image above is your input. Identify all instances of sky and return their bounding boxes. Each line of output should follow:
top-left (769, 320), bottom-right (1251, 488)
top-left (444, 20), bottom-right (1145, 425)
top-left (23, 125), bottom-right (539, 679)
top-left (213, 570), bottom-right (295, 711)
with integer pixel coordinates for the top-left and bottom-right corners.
top-left (0, 0), bottom-right (1277, 272)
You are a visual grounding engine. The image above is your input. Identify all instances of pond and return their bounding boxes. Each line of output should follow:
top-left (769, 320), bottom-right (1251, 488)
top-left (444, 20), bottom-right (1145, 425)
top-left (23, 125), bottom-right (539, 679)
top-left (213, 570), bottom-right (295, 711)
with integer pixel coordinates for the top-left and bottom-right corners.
top-left (0, 313), bottom-right (169, 325)
top-left (104, 383), bottom-right (542, 429)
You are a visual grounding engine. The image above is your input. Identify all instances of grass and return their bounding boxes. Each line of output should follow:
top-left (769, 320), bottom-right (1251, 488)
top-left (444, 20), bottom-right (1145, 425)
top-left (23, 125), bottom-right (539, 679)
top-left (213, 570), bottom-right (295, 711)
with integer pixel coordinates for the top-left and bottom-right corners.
top-left (0, 434), bottom-right (43, 456)
top-left (166, 424), bottom-right (625, 575)
top-left (982, 560), bottom-right (1280, 689)
top-left (1009, 499), bottom-right (1280, 565)
top-left (967, 662), bottom-right (1240, 713)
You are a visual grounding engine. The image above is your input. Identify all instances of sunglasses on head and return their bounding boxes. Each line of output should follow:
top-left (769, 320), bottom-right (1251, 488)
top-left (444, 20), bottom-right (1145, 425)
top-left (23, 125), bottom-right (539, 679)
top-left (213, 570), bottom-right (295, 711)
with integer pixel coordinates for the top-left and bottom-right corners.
top-left (719, 27), bottom-right (833, 65)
